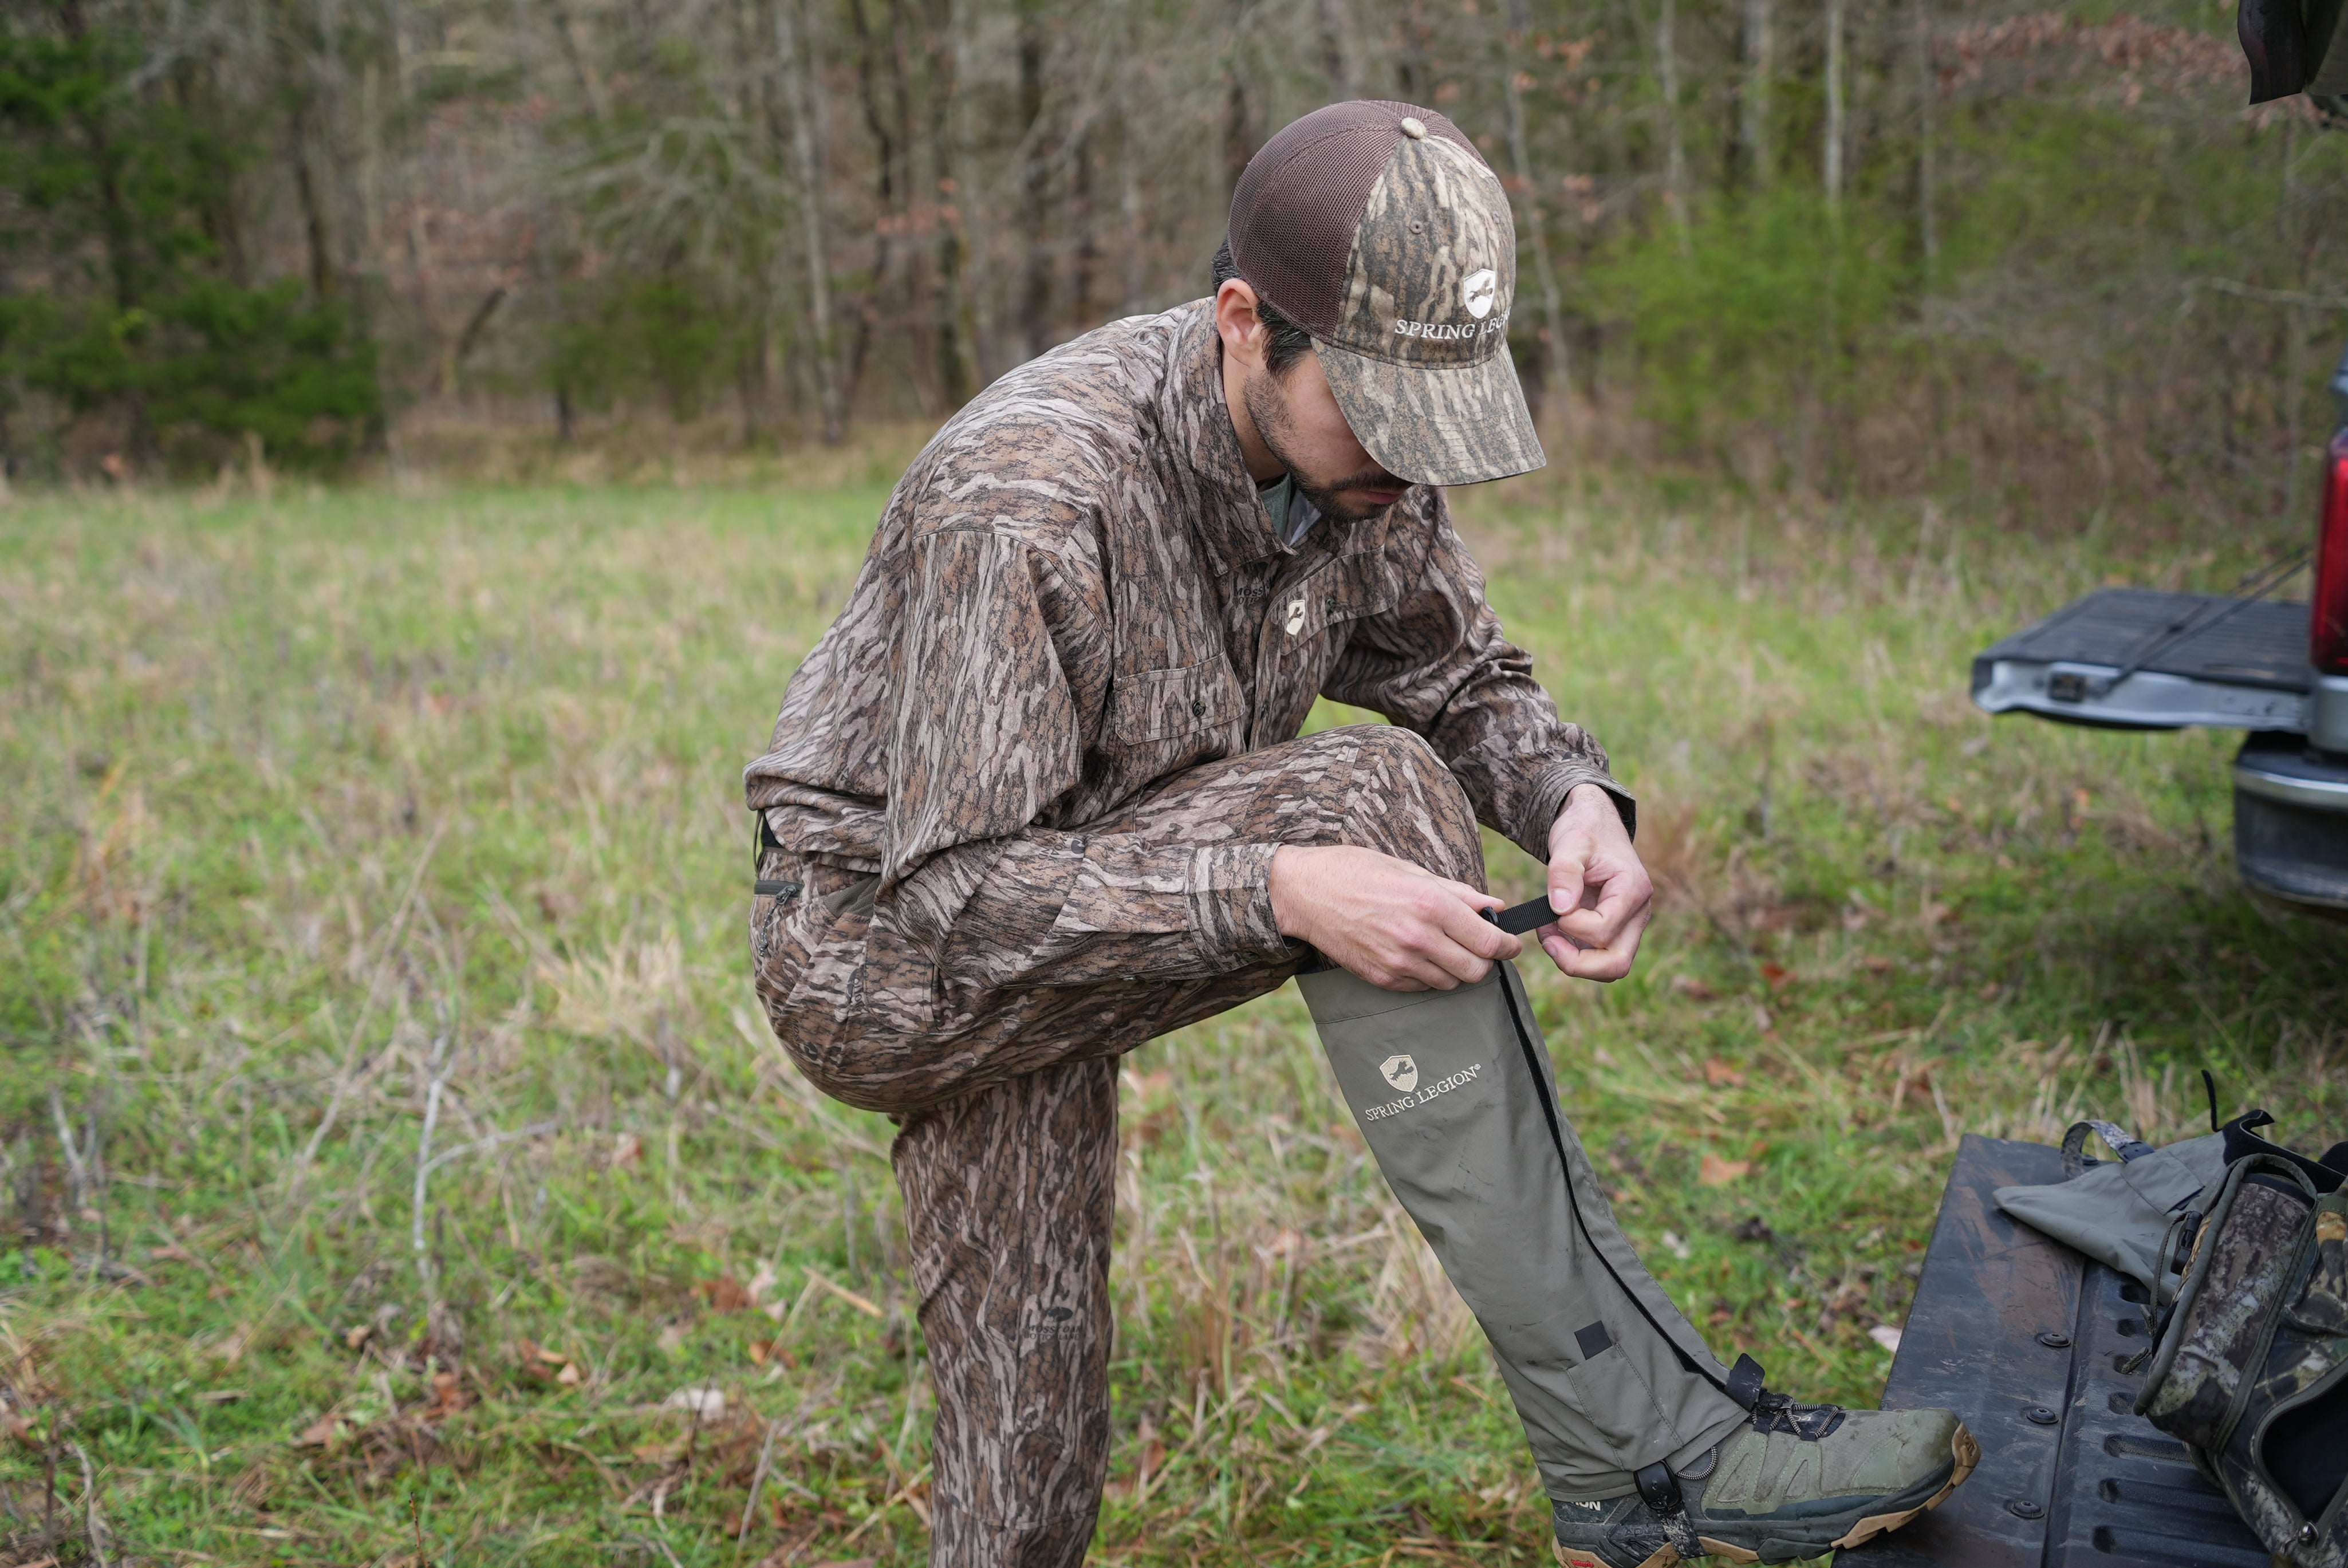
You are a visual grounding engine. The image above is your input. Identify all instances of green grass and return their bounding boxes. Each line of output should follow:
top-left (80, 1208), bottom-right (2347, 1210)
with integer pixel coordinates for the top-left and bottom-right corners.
top-left (0, 470), bottom-right (2338, 1567)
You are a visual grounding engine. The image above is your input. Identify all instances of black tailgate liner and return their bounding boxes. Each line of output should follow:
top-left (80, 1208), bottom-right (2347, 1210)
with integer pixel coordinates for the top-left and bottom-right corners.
top-left (1852, 1134), bottom-right (2266, 1567)
top-left (1975, 588), bottom-right (2310, 693)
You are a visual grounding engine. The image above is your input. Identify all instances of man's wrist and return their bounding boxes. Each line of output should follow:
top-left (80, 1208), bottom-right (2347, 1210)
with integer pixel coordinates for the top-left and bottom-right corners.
top-left (1549, 778), bottom-right (1636, 845)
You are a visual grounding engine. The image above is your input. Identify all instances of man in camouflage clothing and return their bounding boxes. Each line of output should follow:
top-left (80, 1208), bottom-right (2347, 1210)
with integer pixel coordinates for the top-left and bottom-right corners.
top-left (747, 100), bottom-right (1975, 1568)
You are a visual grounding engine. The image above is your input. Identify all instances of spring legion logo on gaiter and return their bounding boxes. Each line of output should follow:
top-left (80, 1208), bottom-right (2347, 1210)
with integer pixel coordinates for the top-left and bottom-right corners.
top-left (1362, 1060), bottom-right (1486, 1122)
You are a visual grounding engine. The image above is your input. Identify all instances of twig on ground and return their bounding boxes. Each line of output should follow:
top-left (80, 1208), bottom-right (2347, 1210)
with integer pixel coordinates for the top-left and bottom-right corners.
top-left (736, 1419), bottom-right (782, 1542)
top-left (291, 824), bottom-right (448, 1187)
top-left (68, 1439), bottom-right (107, 1568)
top-left (799, 1266), bottom-right (882, 1319)
top-left (411, 1028), bottom-right (452, 1294)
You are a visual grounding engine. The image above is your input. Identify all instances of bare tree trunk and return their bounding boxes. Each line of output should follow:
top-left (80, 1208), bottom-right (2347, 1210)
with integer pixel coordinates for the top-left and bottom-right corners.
top-left (950, 0), bottom-right (995, 387)
top-left (1222, 0), bottom-right (1254, 195)
top-left (1070, 129), bottom-right (1098, 332)
top-left (1740, 0), bottom-right (1774, 192)
top-left (847, 0), bottom-right (911, 406)
top-left (1317, 0), bottom-right (1360, 97)
top-left (549, 0), bottom-right (610, 121)
top-left (1912, 0), bottom-right (1937, 280)
top-left (1396, 0), bottom-right (1431, 100)
top-left (1121, 117), bottom-right (1145, 316)
top-left (1657, 0), bottom-right (1691, 254)
top-left (57, 0), bottom-right (141, 313)
top-left (1502, 0), bottom-right (1571, 447)
top-left (290, 99), bottom-right (340, 300)
top-left (1017, 0), bottom-right (1051, 360)
top-left (1824, 0), bottom-right (1846, 216)
top-left (777, 0), bottom-right (846, 443)
top-left (920, 0), bottom-right (971, 404)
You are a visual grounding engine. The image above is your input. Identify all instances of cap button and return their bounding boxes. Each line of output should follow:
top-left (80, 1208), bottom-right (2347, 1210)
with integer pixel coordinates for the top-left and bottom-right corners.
top-left (1398, 117), bottom-right (1427, 140)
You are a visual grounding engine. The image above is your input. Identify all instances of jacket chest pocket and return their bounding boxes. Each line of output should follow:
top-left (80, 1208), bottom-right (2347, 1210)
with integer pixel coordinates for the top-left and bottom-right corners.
top-left (1106, 655), bottom-right (1246, 747)
top-left (1279, 560), bottom-right (1401, 645)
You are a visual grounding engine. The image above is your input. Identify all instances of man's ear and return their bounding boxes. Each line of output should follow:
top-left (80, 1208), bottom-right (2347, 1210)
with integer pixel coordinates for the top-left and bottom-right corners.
top-left (1215, 279), bottom-right (1264, 371)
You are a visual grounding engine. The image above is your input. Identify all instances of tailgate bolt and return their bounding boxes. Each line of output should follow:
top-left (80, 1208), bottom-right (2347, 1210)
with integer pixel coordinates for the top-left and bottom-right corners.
top-left (2007, 1500), bottom-right (2045, 1520)
top-left (2026, 1406), bottom-right (2059, 1426)
top-left (2038, 1331), bottom-right (2071, 1349)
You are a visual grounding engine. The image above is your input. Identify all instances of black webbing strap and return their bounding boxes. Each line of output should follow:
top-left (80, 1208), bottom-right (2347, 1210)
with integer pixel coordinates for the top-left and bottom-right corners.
top-left (1634, 1463), bottom-right (1703, 1557)
top-left (749, 810), bottom-right (800, 900)
top-left (1486, 895), bottom-right (1562, 935)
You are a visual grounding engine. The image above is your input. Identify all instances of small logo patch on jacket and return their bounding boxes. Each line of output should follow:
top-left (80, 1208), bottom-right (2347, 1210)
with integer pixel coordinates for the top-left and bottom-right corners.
top-left (1380, 1054), bottom-right (1419, 1092)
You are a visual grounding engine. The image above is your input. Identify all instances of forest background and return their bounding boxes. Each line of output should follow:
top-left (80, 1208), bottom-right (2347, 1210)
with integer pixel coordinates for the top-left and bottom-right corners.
top-left (3, 0), bottom-right (2347, 519)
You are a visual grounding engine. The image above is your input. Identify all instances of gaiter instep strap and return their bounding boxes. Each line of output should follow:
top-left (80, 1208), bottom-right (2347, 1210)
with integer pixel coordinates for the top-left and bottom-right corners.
top-left (1634, 1463), bottom-right (1703, 1558)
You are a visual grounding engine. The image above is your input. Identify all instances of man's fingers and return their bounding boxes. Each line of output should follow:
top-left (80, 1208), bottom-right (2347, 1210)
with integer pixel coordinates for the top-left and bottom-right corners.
top-left (1546, 846), bottom-right (1589, 927)
top-left (1545, 900), bottom-right (1650, 980)
top-left (1555, 885), bottom-right (1634, 949)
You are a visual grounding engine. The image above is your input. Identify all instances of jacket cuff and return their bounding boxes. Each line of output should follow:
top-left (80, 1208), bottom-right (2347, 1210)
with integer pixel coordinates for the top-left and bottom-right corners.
top-left (1519, 766), bottom-right (1636, 862)
top-left (1186, 843), bottom-right (1291, 970)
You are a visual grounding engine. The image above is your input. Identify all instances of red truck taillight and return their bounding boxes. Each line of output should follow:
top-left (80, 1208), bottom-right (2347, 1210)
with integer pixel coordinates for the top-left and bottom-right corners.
top-left (2317, 428), bottom-right (2348, 676)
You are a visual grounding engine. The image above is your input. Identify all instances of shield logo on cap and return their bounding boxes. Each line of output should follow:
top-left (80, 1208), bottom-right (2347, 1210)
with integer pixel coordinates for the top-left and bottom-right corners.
top-left (1380, 1054), bottom-right (1419, 1093)
top-left (1462, 268), bottom-right (1498, 320)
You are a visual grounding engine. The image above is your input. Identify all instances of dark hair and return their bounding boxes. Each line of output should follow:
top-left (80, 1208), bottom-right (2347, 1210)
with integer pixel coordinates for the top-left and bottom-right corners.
top-left (1211, 238), bottom-right (1316, 377)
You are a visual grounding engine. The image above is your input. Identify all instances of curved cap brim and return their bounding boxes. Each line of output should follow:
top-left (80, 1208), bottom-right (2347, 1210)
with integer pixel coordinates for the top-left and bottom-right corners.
top-left (1315, 337), bottom-right (1547, 487)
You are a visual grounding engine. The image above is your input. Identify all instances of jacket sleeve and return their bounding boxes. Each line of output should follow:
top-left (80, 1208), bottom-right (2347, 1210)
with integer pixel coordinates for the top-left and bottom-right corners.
top-left (875, 523), bottom-right (1291, 988)
top-left (1320, 490), bottom-right (1633, 862)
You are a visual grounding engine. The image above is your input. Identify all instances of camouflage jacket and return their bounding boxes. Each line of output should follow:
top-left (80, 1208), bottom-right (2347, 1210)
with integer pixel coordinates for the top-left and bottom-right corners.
top-left (742, 300), bottom-right (1628, 991)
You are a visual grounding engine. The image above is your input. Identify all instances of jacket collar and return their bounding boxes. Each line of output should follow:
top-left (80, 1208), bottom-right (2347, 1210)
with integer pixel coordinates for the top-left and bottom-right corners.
top-left (1169, 304), bottom-right (1290, 577)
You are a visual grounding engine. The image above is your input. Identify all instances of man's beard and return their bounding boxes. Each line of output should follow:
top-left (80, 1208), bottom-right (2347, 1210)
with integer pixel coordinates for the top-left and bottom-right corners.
top-left (1243, 365), bottom-right (1411, 525)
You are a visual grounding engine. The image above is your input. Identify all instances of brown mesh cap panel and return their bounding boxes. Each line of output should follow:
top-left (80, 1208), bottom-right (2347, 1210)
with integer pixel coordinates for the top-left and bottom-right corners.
top-left (1227, 100), bottom-right (1479, 339)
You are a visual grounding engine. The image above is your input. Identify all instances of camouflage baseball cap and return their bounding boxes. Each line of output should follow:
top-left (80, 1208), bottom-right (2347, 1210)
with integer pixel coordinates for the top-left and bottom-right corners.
top-left (1227, 99), bottom-right (1544, 487)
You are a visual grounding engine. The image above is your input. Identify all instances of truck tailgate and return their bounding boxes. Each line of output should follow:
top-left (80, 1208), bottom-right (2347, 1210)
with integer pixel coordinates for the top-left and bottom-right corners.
top-left (1971, 588), bottom-right (2310, 730)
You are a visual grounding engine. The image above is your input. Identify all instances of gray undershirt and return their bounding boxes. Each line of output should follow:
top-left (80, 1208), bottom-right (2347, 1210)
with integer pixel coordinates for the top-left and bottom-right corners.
top-left (1256, 472), bottom-right (1320, 548)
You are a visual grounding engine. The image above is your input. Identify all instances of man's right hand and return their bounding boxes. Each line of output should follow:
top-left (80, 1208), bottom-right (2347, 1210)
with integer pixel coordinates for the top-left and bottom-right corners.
top-left (1268, 844), bottom-right (1519, 991)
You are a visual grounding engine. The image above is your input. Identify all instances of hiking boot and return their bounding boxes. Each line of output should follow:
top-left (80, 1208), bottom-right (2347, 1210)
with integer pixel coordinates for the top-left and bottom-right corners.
top-left (1549, 1390), bottom-right (1979, 1567)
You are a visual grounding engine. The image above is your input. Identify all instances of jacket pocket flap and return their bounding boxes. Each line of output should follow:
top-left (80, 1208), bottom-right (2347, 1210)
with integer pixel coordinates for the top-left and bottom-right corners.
top-left (1109, 657), bottom-right (1244, 743)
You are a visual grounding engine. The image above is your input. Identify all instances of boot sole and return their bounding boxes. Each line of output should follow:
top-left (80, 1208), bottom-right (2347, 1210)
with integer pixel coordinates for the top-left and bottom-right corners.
top-left (1550, 1421), bottom-right (1980, 1567)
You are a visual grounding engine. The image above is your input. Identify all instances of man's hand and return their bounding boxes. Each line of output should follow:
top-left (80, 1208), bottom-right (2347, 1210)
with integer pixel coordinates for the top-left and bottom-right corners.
top-left (1268, 844), bottom-right (1519, 991)
top-left (1534, 783), bottom-right (1654, 982)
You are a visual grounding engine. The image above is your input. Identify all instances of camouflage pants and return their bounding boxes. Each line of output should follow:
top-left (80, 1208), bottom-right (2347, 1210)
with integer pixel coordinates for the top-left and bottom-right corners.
top-left (753, 726), bottom-right (1486, 1568)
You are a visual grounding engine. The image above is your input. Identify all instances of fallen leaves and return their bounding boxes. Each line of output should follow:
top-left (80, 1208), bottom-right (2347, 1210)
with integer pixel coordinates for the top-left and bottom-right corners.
top-left (695, 1275), bottom-right (756, 1314)
top-left (294, 1411), bottom-right (350, 1448)
top-left (1698, 1153), bottom-right (1751, 1186)
top-left (518, 1339), bottom-right (584, 1386)
top-left (1701, 1058), bottom-right (1747, 1089)
top-left (421, 1370), bottom-right (470, 1420)
top-left (664, 1385), bottom-right (726, 1418)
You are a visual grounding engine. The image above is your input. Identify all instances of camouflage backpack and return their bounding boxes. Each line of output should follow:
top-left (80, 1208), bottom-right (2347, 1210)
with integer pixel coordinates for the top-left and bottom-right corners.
top-left (2134, 1148), bottom-right (2348, 1567)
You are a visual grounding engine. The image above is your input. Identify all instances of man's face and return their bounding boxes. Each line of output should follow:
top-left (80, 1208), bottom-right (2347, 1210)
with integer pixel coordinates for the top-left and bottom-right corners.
top-left (1242, 346), bottom-right (1412, 525)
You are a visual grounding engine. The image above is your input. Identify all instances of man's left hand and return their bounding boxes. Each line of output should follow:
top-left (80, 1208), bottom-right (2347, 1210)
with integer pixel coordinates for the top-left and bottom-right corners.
top-left (1534, 783), bottom-right (1654, 982)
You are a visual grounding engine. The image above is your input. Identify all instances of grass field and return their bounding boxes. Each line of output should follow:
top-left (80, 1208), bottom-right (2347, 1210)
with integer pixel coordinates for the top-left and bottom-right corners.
top-left (0, 462), bottom-right (2339, 1568)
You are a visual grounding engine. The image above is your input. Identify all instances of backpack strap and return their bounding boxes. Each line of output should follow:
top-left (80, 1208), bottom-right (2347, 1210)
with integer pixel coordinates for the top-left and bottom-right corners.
top-left (2062, 1118), bottom-right (2156, 1177)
